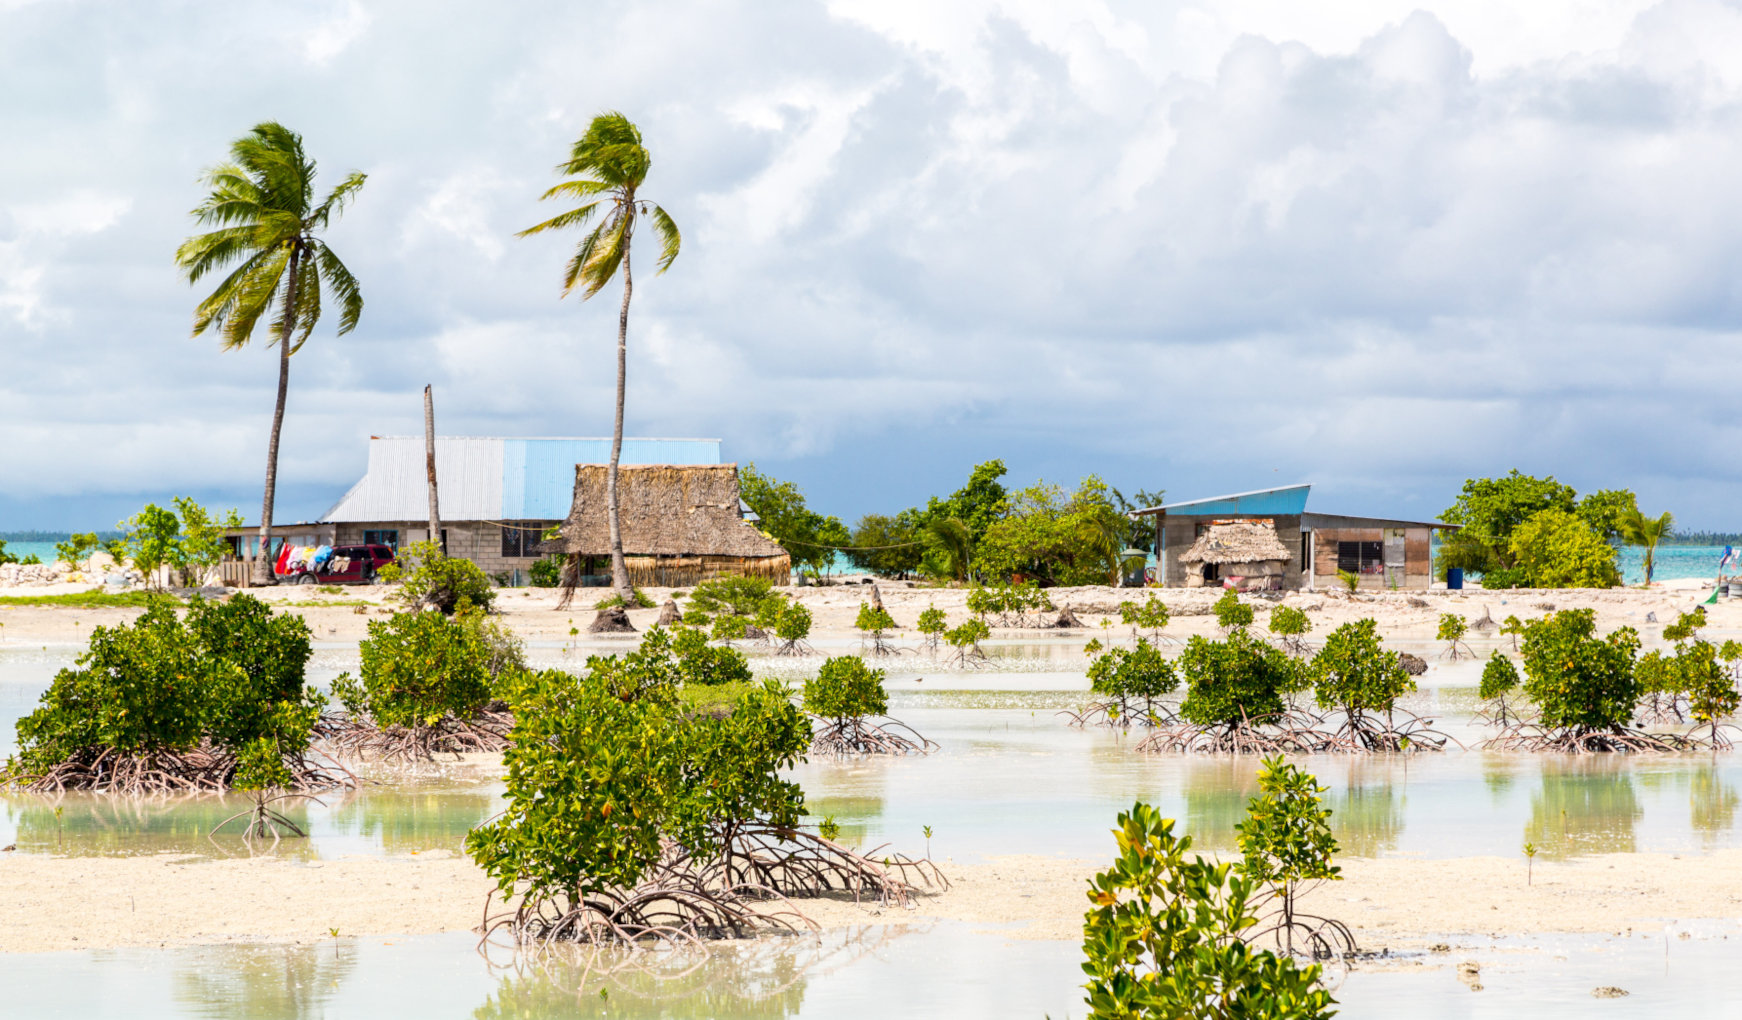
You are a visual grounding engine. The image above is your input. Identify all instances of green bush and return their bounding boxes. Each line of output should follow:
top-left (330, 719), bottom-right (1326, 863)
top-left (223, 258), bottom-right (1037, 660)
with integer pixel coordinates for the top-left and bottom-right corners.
top-left (1508, 509), bottom-right (1621, 588)
top-left (1177, 630), bottom-right (1298, 729)
top-left (669, 625), bottom-right (753, 687)
top-left (772, 601), bottom-right (813, 644)
top-left (1081, 802), bottom-right (1335, 1020)
top-left (688, 576), bottom-right (777, 618)
top-left (944, 617), bottom-right (989, 653)
top-left (1086, 639), bottom-right (1176, 721)
top-left (595, 587), bottom-right (655, 609)
top-left (528, 555), bottom-right (563, 588)
top-left (802, 656), bottom-right (889, 722)
top-left (1118, 595), bottom-right (1170, 639)
top-left (916, 606), bottom-right (947, 637)
top-left (54, 532), bottom-right (99, 567)
top-left (1214, 589), bottom-right (1254, 631)
top-left (1268, 606), bottom-right (1311, 654)
top-left (856, 602), bottom-right (896, 639)
top-left (1518, 609), bottom-right (1639, 732)
top-left (1310, 619), bottom-right (1413, 718)
top-left (6, 595), bottom-right (321, 790)
top-left (332, 610), bottom-right (497, 729)
top-left (378, 541), bottom-right (496, 615)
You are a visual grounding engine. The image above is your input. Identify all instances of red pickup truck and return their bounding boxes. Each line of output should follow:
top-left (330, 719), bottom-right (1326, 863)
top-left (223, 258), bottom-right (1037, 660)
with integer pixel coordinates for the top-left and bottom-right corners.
top-left (279, 544), bottom-right (397, 585)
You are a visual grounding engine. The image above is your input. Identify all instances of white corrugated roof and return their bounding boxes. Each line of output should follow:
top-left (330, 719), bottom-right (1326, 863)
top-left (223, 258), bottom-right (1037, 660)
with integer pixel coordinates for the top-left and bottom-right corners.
top-left (323, 438), bottom-right (504, 522)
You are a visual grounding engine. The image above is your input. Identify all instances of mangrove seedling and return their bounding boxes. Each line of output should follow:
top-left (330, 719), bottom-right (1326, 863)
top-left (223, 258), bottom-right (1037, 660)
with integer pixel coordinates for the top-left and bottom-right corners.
top-left (1235, 757), bottom-right (1355, 960)
top-left (818, 816), bottom-right (841, 843)
top-left (943, 618), bottom-right (990, 667)
top-left (1067, 639), bottom-right (1177, 728)
top-left (1117, 595), bottom-right (1172, 645)
top-left (1478, 652), bottom-right (1522, 727)
top-left (923, 824), bottom-right (933, 859)
top-left (670, 625), bottom-right (754, 687)
top-left (855, 602), bottom-right (898, 657)
top-left (1524, 842), bottom-right (1538, 885)
top-left (1311, 618), bottom-right (1449, 752)
top-left (1140, 630), bottom-right (1314, 754)
top-left (1437, 613), bottom-right (1472, 660)
top-left (1081, 802), bottom-right (1336, 1020)
top-left (1488, 609), bottom-right (1674, 752)
top-left (772, 601), bottom-right (815, 657)
top-left (710, 613), bottom-right (749, 648)
top-left (916, 606), bottom-right (947, 654)
top-left (326, 608), bottom-right (511, 761)
top-left (1500, 614), bottom-right (1524, 652)
top-left (802, 656), bottom-right (935, 755)
top-left (1268, 605), bottom-right (1312, 657)
top-left (1214, 589), bottom-right (1254, 633)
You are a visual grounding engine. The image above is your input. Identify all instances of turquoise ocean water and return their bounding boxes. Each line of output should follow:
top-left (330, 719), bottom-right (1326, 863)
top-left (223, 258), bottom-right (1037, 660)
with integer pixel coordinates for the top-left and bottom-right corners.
top-left (0, 542), bottom-right (59, 564)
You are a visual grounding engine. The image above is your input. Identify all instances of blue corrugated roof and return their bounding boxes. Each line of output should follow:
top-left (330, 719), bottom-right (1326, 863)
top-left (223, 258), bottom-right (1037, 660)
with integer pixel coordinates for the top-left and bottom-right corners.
top-left (502, 438), bottom-right (722, 518)
top-left (1140, 484), bottom-right (1312, 517)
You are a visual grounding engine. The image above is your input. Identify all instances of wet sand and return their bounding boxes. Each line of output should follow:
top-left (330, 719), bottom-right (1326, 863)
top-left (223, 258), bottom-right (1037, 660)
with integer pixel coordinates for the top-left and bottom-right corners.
top-left (4, 844), bottom-right (1741, 954)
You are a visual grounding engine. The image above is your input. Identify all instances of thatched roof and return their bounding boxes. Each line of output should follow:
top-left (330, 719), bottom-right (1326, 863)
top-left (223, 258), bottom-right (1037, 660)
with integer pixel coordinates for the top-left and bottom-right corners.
top-left (540, 464), bottom-right (788, 559)
top-left (1177, 522), bottom-right (1293, 566)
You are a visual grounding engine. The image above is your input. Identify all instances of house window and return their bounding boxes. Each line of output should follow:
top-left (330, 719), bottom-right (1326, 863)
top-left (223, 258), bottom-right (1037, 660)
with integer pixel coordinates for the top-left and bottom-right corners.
top-left (501, 523), bottom-right (546, 558)
top-left (363, 529), bottom-right (399, 550)
top-left (1336, 541), bottom-right (1384, 575)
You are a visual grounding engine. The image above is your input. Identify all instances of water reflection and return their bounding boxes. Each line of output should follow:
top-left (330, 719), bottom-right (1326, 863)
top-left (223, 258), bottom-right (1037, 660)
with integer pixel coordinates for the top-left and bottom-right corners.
top-left (1689, 764), bottom-right (1738, 845)
top-left (1, 793), bottom-right (316, 859)
top-left (1524, 759), bottom-right (1642, 858)
top-left (1328, 766), bottom-right (1404, 858)
top-left (171, 942), bottom-right (357, 1020)
top-left (473, 926), bottom-right (906, 1020)
top-left (327, 787), bottom-right (500, 855)
top-left (1181, 759), bottom-right (1258, 852)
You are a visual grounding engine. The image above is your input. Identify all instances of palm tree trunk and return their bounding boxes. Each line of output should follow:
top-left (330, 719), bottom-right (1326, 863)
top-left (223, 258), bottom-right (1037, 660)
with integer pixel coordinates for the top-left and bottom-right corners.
top-left (254, 248), bottom-right (301, 586)
top-left (607, 241), bottom-right (633, 601)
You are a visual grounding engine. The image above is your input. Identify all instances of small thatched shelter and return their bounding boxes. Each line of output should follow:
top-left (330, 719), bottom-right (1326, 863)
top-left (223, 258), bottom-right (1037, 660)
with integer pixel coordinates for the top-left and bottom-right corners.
top-left (1178, 521), bottom-right (1293, 590)
top-left (541, 464), bottom-right (790, 589)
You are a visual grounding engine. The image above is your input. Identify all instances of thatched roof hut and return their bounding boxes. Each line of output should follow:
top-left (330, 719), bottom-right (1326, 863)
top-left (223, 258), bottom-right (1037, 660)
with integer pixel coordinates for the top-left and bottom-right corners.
top-left (1177, 522), bottom-right (1292, 589)
top-left (542, 464), bottom-right (790, 587)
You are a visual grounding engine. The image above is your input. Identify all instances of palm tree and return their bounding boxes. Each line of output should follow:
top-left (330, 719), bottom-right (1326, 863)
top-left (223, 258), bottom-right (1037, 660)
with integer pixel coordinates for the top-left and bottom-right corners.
top-left (519, 113), bottom-right (681, 602)
top-left (175, 123), bottom-right (365, 585)
top-left (1621, 508), bottom-right (1674, 587)
top-left (924, 518), bottom-right (972, 583)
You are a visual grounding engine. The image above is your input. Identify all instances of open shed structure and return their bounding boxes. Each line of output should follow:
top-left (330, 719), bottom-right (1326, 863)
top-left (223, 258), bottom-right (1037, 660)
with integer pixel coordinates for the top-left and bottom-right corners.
top-left (1130, 484), bottom-right (1457, 591)
top-left (541, 463), bottom-right (790, 588)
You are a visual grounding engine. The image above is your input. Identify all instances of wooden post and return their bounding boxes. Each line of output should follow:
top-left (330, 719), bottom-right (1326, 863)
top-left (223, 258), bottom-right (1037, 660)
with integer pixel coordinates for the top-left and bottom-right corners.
top-left (424, 385), bottom-right (441, 554)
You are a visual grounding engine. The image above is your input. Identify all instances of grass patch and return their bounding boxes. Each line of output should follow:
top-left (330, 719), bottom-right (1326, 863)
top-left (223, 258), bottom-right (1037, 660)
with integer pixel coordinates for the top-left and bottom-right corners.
top-left (0, 590), bottom-right (180, 608)
top-left (677, 678), bottom-right (765, 717)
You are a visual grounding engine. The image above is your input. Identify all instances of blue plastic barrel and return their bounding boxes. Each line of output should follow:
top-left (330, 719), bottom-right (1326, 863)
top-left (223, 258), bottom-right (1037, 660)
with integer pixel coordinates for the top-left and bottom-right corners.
top-left (1447, 568), bottom-right (1463, 590)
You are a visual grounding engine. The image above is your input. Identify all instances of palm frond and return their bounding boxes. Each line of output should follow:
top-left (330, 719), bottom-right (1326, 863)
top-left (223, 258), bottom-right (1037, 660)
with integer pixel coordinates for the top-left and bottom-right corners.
top-left (647, 202), bottom-right (681, 273)
top-left (176, 225), bottom-right (263, 283)
top-left (538, 179), bottom-right (615, 202)
top-left (559, 220), bottom-right (609, 295)
top-left (559, 111), bottom-right (648, 188)
top-left (576, 212), bottom-right (629, 299)
top-left (191, 246), bottom-right (283, 339)
top-left (314, 241), bottom-right (363, 336)
top-left (517, 199), bottom-right (603, 239)
top-left (284, 252), bottom-right (322, 354)
top-left (213, 247), bottom-right (291, 350)
top-left (309, 171), bottom-right (367, 229)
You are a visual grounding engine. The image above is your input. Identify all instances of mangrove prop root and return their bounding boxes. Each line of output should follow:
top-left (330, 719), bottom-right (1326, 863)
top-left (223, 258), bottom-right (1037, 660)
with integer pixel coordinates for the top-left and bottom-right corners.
top-left (809, 716), bottom-right (937, 756)
top-left (1058, 700), bottom-right (1178, 729)
top-left (211, 791), bottom-right (324, 844)
top-left (1136, 708), bottom-right (1455, 755)
top-left (316, 710), bottom-right (512, 763)
top-left (2, 742), bottom-right (355, 796)
top-left (480, 828), bottom-right (947, 947)
top-left (1479, 721), bottom-right (1740, 753)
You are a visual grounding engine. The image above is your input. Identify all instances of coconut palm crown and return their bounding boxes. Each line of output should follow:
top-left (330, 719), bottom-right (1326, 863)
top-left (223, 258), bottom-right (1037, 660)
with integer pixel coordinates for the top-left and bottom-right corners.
top-left (174, 122), bottom-right (365, 585)
top-left (519, 112), bottom-right (681, 600)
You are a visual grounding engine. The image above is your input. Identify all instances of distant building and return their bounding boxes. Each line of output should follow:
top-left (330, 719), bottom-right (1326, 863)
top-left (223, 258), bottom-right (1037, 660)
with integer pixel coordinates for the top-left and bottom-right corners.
top-left (1130, 484), bottom-right (1458, 591)
top-left (226, 436), bottom-right (723, 580)
top-left (541, 464), bottom-right (790, 588)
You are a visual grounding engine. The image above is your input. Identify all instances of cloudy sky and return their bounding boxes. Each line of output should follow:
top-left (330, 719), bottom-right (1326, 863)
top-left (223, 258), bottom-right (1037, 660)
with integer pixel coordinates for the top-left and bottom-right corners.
top-left (5, 0), bottom-right (1742, 531)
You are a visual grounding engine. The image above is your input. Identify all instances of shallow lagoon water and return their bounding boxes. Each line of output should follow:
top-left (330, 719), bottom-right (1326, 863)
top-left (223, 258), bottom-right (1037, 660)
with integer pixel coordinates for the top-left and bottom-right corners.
top-left (7, 643), bottom-right (1742, 1016)
top-left (4, 922), bottom-right (1739, 1019)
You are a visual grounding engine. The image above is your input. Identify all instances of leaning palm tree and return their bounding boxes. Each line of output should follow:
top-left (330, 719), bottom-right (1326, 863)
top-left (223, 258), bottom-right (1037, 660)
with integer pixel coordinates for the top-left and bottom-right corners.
top-left (519, 112), bottom-right (681, 603)
top-left (175, 123), bottom-right (365, 585)
top-left (1621, 508), bottom-right (1674, 587)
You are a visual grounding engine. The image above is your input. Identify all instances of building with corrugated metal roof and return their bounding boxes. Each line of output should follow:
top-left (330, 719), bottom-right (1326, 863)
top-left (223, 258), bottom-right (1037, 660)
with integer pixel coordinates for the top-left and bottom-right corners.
top-left (228, 436), bottom-right (723, 581)
top-left (1129, 484), bottom-right (1458, 591)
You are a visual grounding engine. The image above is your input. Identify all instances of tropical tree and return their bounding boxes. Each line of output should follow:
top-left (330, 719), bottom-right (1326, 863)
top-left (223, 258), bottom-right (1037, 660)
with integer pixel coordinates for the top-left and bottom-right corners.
top-left (175, 122), bottom-right (366, 586)
top-left (1619, 507), bottom-right (1674, 587)
top-left (518, 112), bottom-right (681, 601)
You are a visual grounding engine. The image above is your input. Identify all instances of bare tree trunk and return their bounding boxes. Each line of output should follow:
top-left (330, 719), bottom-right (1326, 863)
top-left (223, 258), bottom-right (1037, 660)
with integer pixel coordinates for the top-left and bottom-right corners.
top-left (424, 384), bottom-right (441, 554)
top-left (253, 249), bottom-right (302, 586)
top-left (607, 242), bottom-right (633, 601)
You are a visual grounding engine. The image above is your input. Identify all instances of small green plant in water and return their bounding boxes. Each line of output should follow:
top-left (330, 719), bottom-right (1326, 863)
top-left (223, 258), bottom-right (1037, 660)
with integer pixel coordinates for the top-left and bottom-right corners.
top-left (1235, 756), bottom-right (1353, 960)
top-left (1080, 802), bottom-right (1337, 1019)
top-left (1523, 842), bottom-right (1538, 885)
top-left (1268, 605), bottom-right (1312, 656)
top-left (1437, 613), bottom-right (1471, 660)
top-left (1214, 589), bottom-right (1254, 632)
top-left (916, 605), bottom-right (947, 653)
top-left (855, 602), bottom-right (898, 656)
